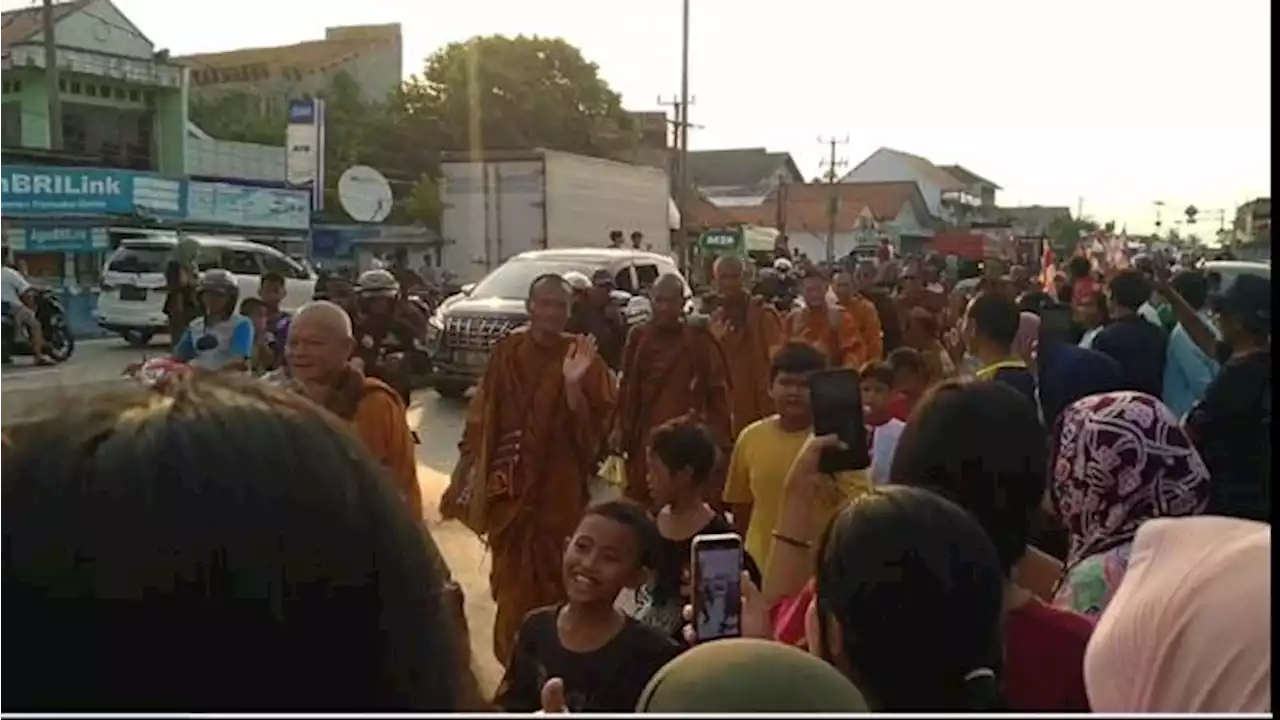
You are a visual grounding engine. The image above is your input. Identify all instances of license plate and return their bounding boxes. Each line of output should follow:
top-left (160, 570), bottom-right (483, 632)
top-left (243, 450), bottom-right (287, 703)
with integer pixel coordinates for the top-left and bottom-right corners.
top-left (453, 350), bottom-right (488, 367)
top-left (119, 285), bottom-right (147, 302)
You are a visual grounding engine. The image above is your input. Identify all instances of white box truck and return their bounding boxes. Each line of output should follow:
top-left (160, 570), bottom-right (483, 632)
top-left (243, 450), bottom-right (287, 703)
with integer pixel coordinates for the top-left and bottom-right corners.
top-left (438, 148), bottom-right (674, 282)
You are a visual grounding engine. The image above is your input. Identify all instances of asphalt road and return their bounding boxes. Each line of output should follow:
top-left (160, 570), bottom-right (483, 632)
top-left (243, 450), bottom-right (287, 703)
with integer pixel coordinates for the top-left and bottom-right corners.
top-left (0, 337), bottom-right (506, 693)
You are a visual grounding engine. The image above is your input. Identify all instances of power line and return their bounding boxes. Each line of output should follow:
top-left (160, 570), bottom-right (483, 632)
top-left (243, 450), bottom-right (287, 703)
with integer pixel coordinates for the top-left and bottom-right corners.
top-left (817, 135), bottom-right (849, 264)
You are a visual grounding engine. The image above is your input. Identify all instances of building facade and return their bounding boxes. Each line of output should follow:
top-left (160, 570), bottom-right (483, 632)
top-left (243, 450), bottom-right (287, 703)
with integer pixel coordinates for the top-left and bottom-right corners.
top-left (840, 147), bottom-right (983, 226)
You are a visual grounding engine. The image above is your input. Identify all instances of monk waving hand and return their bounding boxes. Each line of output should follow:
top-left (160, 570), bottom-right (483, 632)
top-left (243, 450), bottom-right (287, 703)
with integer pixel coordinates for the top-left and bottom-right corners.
top-left (444, 273), bottom-right (617, 669)
top-left (710, 255), bottom-right (784, 437)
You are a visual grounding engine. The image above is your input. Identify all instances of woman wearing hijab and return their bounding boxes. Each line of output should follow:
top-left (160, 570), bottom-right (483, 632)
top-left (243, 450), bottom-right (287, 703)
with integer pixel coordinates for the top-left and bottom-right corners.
top-left (1049, 392), bottom-right (1212, 617)
top-left (1084, 516), bottom-right (1270, 713)
top-left (635, 638), bottom-right (868, 713)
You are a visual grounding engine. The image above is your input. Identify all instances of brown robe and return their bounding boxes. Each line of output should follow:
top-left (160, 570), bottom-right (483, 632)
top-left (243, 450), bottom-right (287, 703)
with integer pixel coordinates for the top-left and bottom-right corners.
top-left (783, 305), bottom-right (862, 368)
top-left (453, 329), bottom-right (616, 668)
top-left (711, 297), bottom-right (783, 437)
top-left (616, 322), bottom-right (732, 508)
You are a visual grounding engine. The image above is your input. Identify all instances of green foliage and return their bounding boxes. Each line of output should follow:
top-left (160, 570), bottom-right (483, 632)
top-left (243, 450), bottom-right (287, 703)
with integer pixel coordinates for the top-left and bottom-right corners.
top-left (188, 92), bottom-right (285, 145)
top-left (1048, 215), bottom-right (1100, 257)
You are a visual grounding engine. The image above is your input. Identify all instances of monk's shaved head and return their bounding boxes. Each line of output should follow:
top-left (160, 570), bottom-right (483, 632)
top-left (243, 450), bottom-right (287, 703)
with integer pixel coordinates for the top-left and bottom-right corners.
top-left (713, 255), bottom-right (744, 275)
top-left (528, 273), bottom-right (572, 300)
top-left (652, 273), bottom-right (684, 298)
top-left (293, 300), bottom-right (354, 339)
top-left (527, 273), bottom-right (573, 338)
top-left (651, 273), bottom-right (685, 327)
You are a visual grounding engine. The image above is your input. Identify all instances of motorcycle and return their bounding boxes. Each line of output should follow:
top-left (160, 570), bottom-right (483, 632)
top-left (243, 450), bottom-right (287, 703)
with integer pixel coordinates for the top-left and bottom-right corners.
top-left (2, 288), bottom-right (75, 364)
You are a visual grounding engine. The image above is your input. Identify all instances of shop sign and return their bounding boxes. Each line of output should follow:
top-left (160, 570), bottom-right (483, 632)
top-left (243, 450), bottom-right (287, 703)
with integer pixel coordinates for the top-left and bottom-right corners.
top-left (7, 227), bottom-right (110, 253)
top-left (185, 182), bottom-right (311, 231)
top-left (1, 165), bottom-right (184, 218)
top-left (699, 228), bottom-right (743, 253)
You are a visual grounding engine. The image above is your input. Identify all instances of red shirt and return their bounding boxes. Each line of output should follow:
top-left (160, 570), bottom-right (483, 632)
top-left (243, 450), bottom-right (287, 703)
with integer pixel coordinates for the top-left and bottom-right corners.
top-left (885, 392), bottom-right (914, 421)
top-left (1003, 598), bottom-right (1094, 712)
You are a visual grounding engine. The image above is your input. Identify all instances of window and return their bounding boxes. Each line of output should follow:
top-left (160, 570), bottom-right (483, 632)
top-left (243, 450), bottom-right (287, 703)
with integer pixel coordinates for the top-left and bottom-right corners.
top-left (634, 263), bottom-right (660, 290)
top-left (222, 250), bottom-right (263, 276)
top-left (261, 251), bottom-right (308, 280)
top-left (614, 267), bottom-right (635, 292)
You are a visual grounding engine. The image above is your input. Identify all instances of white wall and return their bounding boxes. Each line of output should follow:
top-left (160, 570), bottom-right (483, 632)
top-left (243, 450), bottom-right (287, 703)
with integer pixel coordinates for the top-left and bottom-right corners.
top-left (186, 137), bottom-right (286, 182)
top-left (41, 0), bottom-right (154, 59)
top-left (841, 149), bottom-right (949, 221)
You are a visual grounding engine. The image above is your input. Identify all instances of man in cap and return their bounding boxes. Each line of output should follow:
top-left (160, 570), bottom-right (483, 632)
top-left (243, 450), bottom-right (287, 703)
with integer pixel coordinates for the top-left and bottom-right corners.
top-left (563, 268), bottom-right (626, 370)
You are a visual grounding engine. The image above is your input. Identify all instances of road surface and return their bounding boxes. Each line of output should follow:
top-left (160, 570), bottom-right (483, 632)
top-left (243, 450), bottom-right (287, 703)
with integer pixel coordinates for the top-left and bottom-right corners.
top-left (1, 339), bottom-right (506, 692)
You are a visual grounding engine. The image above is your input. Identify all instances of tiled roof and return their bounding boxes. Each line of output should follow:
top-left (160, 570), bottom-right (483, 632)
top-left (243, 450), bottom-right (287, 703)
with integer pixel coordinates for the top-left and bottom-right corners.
top-left (176, 27), bottom-right (396, 75)
top-left (687, 148), bottom-right (799, 189)
top-left (845, 147), bottom-right (969, 192)
top-left (1, 0), bottom-right (89, 52)
top-left (687, 181), bottom-right (931, 234)
top-left (940, 164), bottom-right (1002, 190)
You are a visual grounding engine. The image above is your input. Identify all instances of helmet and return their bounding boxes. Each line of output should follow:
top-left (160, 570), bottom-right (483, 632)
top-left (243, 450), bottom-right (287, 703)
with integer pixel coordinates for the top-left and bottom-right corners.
top-left (357, 269), bottom-right (400, 298)
top-left (198, 268), bottom-right (239, 297)
top-left (563, 271), bottom-right (591, 291)
top-left (773, 257), bottom-right (793, 273)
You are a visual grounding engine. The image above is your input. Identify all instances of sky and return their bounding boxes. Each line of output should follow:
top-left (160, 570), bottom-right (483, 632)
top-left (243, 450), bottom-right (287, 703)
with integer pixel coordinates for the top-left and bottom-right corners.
top-left (5, 0), bottom-right (1271, 234)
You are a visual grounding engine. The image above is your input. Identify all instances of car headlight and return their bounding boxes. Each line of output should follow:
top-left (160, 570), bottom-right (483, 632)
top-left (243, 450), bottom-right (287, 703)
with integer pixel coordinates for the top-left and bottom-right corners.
top-left (428, 312), bottom-right (444, 330)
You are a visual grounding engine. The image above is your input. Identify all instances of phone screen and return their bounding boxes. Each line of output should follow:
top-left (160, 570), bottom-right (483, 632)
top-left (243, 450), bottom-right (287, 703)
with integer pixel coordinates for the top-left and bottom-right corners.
top-left (691, 533), bottom-right (744, 643)
top-left (808, 368), bottom-right (872, 473)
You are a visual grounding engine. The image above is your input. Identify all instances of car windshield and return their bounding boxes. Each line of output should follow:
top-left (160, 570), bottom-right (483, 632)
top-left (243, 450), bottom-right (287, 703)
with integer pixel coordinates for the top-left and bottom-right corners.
top-left (1208, 265), bottom-right (1270, 295)
top-left (469, 258), bottom-right (596, 299)
top-left (105, 244), bottom-right (173, 274)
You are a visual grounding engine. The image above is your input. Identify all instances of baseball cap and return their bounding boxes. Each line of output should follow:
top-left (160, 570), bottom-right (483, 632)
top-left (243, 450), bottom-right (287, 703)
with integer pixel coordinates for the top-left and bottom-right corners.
top-left (1215, 274), bottom-right (1270, 331)
top-left (590, 268), bottom-right (615, 288)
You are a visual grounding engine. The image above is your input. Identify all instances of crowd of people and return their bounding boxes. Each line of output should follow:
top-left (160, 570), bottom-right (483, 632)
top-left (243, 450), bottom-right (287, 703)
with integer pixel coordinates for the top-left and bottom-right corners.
top-left (2, 242), bottom-right (1270, 713)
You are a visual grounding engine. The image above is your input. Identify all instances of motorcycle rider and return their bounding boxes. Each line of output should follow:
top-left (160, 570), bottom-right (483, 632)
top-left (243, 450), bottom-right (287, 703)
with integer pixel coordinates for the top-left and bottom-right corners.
top-left (350, 268), bottom-right (419, 403)
top-left (173, 269), bottom-right (254, 373)
top-left (388, 247), bottom-right (427, 292)
top-left (1, 250), bottom-right (52, 365)
top-left (563, 268), bottom-right (627, 371)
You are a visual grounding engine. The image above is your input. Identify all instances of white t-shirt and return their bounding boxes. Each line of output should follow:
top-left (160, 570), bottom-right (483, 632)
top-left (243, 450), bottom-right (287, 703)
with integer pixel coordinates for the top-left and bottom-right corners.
top-left (1, 266), bottom-right (31, 306)
top-left (868, 418), bottom-right (905, 486)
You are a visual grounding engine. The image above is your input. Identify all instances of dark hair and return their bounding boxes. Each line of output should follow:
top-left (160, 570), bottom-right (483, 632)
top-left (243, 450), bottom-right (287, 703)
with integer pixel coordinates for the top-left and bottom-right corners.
top-left (965, 292), bottom-right (1021, 348)
top-left (649, 417), bottom-right (717, 487)
top-left (1169, 270), bottom-right (1209, 311)
top-left (260, 271), bottom-right (286, 288)
top-left (859, 361), bottom-right (895, 388)
top-left (1107, 270), bottom-right (1151, 312)
top-left (770, 342), bottom-right (827, 381)
top-left (890, 380), bottom-right (1045, 574)
top-left (582, 500), bottom-right (661, 571)
top-left (887, 346), bottom-right (925, 376)
top-left (239, 297), bottom-right (266, 315)
top-left (1016, 290), bottom-right (1055, 315)
top-left (1067, 256), bottom-right (1092, 280)
top-left (815, 486), bottom-right (1005, 711)
top-left (2, 377), bottom-right (475, 711)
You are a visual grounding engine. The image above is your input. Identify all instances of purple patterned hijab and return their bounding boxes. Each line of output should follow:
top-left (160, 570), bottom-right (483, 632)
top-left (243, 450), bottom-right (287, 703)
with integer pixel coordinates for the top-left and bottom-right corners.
top-left (1051, 391), bottom-right (1211, 568)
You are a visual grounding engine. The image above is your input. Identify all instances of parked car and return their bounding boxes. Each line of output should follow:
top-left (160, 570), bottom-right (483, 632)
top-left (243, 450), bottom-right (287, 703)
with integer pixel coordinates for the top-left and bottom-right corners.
top-left (95, 234), bottom-right (316, 347)
top-left (427, 248), bottom-right (689, 399)
top-left (1203, 260), bottom-right (1270, 299)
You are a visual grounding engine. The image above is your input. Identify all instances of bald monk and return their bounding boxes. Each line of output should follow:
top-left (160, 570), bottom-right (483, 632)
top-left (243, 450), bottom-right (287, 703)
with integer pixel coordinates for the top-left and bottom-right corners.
top-left (708, 255), bottom-right (783, 436)
top-left (832, 269), bottom-right (883, 365)
top-left (279, 301), bottom-right (422, 517)
top-left (441, 274), bottom-right (616, 668)
top-left (784, 267), bottom-right (864, 368)
top-left (614, 273), bottom-right (732, 508)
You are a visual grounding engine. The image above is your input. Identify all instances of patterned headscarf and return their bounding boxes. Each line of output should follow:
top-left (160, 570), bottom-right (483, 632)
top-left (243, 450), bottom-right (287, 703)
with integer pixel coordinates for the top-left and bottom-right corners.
top-left (1050, 392), bottom-right (1211, 568)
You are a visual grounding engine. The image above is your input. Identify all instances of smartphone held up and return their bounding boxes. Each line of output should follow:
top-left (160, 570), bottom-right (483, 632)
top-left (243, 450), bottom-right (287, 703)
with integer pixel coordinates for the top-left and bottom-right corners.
top-left (690, 533), bottom-right (744, 643)
top-left (807, 368), bottom-right (872, 474)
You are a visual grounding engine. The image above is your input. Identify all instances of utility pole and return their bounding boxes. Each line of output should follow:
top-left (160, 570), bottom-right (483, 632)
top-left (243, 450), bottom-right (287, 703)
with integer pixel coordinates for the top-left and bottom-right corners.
top-left (675, 0), bottom-right (692, 273)
top-left (817, 135), bottom-right (848, 264)
top-left (658, 94), bottom-right (700, 270)
top-left (41, 0), bottom-right (63, 151)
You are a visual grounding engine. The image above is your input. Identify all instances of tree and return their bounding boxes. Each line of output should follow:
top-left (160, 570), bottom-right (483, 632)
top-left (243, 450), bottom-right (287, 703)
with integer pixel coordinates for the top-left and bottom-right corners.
top-left (408, 34), bottom-right (637, 158)
top-left (189, 92), bottom-right (287, 145)
top-left (1048, 215), bottom-right (1100, 257)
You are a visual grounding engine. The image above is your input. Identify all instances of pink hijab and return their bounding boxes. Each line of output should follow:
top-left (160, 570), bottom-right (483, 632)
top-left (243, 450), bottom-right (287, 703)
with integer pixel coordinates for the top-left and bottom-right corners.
top-left (1084, 516), bottom-right (1271, 713)
top-left (1014, 312), bottom-right (1040, 366)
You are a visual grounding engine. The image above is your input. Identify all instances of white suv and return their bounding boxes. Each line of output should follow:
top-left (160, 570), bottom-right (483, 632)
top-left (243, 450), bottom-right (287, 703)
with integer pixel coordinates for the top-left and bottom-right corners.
top-left (95, 233), bottom-right (316, 346)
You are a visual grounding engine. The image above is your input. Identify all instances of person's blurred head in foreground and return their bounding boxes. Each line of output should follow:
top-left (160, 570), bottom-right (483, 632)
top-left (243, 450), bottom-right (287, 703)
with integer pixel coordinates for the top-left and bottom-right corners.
top-left (811, 485), bottom-right (1005, 711)
top-left (635, 638), bottom-right (868, 712)
top-left (1084, 516), bottom-right (1271, 713)
top-left (2, 376), bottom-right (479, 711)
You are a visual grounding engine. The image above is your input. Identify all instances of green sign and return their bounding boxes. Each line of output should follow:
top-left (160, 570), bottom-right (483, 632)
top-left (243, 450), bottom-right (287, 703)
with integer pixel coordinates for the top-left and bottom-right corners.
top-left (698, 228), bottom-right (744, 253)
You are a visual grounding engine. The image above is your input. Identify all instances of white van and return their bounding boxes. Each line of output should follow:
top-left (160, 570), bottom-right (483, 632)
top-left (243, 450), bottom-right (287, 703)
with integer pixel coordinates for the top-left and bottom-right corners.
top-left (95, 234), bottom-right (316, 346)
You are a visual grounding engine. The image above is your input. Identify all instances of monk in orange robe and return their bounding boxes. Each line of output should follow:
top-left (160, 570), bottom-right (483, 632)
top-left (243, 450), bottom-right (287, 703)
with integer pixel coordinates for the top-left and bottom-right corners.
top-left (709, 255), bottom-right (783, 437)
top-left (783, 267), bottom-right (863, 368)
top-left (832, 269), bottom-right (884, 365)
top-left (441, 274), bottom-right (616, 668)
top-left (614, 273), bottom-right (732, 508)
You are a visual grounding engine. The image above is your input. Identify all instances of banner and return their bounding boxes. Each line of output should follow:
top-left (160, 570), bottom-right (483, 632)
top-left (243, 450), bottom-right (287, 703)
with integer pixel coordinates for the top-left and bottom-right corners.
top-left (286, 99), bottom-right (326, 212)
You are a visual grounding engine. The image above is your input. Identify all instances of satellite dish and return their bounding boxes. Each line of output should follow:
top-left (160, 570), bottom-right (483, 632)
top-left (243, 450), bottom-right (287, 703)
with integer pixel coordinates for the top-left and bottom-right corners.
top-left (337, 165), bottom-right (393, 223)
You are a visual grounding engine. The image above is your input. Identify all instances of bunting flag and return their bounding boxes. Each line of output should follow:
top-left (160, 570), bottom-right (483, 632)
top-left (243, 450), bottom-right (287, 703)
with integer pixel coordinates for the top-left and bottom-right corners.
top-left (1041, 245), bottom-right (1056, 294)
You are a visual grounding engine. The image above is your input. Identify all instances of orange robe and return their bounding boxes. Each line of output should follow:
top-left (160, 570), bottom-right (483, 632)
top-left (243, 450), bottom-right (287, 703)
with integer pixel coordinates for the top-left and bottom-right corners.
top-left (711, 297), bottom-right (783, 437)
top-left (351, 377), bottom-right (423, 519)
top-left (455, 330), bottom-right (616, 668)
top-left (783, 305), bottom-right (862, 368)
top-left (839, 294), bottom-right (884, 365)
top-left (616, 323), bottom-right (733, 508)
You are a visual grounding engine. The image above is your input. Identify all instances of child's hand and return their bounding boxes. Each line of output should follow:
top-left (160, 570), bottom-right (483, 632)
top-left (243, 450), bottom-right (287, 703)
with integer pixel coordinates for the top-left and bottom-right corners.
top-left (539, 677), bottom-right (569, 713)
top-left (680, 571), bottom-right (772, 645)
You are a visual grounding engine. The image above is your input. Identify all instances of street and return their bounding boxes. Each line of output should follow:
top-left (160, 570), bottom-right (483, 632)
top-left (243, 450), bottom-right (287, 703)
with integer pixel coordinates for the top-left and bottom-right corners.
top-left (0, 340), bottom-right (506, 693)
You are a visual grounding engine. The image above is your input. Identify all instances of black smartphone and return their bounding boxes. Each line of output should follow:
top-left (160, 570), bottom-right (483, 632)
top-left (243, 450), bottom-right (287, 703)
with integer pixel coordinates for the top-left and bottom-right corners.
top-left (808, 368), bottom-right (872, 473)
top-left (1039, 304), bottom-right (1078, 345)
top-left (690, 533), bottom-right (744, 643)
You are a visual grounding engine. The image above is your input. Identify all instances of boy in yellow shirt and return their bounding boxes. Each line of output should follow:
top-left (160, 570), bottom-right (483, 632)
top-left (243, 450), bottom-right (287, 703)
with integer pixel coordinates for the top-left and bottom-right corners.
top-left (723, 342), bottom-right (872, 575)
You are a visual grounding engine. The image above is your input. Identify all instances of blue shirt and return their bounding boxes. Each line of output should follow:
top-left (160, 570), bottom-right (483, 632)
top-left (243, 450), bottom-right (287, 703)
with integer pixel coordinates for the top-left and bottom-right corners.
top-left (176, 314), bottom-right (255, 371)
top-left (1162, 311), bottom-right (1221, 418)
